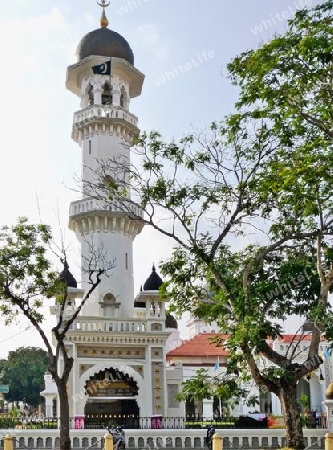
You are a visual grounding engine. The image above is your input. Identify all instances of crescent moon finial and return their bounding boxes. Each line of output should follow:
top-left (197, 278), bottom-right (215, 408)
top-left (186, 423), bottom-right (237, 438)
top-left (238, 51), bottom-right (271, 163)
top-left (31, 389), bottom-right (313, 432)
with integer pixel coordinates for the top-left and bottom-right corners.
top-left (97, 0), bottom-right (111, 28)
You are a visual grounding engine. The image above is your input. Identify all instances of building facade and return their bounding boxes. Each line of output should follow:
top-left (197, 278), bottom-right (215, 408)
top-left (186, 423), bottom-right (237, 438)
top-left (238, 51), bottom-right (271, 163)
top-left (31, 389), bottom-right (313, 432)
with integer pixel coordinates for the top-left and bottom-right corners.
top-left (166, 313), bottom-right (331, 420)
top-left (41, 3), bottom-right (331, 427)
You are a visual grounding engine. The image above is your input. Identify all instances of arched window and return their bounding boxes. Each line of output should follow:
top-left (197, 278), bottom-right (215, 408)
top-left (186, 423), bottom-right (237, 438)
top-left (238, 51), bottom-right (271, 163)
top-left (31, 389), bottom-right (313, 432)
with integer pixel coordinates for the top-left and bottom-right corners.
top-left (102, 293), bottom-right (116, 317)
top-left (120, 85), bottom-right (127, 109)
top-left (87, 84), bottom-right (94, 106)
top-left (102, 82), bottom-right (113, 105)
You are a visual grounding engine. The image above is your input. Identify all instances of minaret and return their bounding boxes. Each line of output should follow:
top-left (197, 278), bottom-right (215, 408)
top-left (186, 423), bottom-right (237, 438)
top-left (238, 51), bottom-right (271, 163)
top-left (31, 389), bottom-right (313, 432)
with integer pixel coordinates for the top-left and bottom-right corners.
top-left (65, 3), bottom-right (145, 318)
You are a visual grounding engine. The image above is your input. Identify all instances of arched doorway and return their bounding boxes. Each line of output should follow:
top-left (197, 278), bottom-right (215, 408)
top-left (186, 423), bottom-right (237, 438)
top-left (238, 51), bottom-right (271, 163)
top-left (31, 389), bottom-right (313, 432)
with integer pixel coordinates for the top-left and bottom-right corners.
top-left (84, 367), bottom-right (140, 428)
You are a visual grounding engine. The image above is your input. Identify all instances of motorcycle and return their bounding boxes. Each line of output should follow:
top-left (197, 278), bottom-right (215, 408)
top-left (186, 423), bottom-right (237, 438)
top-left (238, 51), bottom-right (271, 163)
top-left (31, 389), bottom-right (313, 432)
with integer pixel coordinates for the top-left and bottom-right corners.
top-left (206, 425), bottom-right (215, 450)
top-left (105, 426), bottom-right (125, 449)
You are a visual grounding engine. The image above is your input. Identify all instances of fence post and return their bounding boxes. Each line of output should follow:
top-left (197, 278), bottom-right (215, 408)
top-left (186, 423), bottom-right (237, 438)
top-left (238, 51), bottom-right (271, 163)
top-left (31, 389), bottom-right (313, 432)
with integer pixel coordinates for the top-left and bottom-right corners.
top-left (213, 431), bottom-right (223, 450)
top-left (104, 433), bottom-right (113, 450)
top-left (326, 433), bottom-right (333, 450)
top-left (4, 435), bottom-right (13, 450)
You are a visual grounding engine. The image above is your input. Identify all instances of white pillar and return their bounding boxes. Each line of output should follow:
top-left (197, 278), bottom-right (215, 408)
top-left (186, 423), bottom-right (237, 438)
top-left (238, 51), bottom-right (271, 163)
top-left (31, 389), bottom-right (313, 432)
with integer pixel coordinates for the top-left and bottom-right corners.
top-left (271, 392), bottom-right (282, 415)
top-left (202, 399), bottom-right (213, 418)
top-left (113, 89), bottom-right (120, 106)
top-left (94, 87), bottom-right (102, 104)
top-left (325, 399), bottom-right (333, 433)
top-left (44, 394), bottom-right (55, 417)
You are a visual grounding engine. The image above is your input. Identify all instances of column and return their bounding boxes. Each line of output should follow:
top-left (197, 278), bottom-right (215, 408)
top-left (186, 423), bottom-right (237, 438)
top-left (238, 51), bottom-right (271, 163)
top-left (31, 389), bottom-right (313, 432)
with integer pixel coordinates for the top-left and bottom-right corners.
top-left (202, 399), bottom-right (213, 418)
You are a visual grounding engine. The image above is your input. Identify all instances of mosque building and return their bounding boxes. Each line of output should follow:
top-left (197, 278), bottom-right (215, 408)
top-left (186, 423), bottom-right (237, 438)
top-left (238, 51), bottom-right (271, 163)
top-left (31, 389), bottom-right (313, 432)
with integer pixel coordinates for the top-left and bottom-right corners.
top-left (41, 2), bottom-right (330, 426)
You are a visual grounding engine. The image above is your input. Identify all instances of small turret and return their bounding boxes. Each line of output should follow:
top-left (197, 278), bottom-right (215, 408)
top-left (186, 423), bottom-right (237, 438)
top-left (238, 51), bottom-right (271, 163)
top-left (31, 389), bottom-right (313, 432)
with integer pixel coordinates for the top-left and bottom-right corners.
top-left (59, 259), bottom-right (78, 288)
top-left (143, 265), bottom-right (163, 291)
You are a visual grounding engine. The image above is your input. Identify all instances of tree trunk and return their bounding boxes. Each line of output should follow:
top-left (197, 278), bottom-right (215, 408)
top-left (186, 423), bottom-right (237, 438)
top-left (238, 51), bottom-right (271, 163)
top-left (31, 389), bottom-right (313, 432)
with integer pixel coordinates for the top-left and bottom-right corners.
top-left (280, 384), bottom-right (304, 450)
top-left (57, 379), bottom-right (71, 450)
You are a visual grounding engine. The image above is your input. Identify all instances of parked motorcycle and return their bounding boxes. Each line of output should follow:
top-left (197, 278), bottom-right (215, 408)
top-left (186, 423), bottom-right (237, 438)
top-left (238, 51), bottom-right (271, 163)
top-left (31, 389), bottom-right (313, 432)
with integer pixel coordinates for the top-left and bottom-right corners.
top-left (206, 425), bottom-right (215, 450)
top-left (105, 426), bottom-right (125, 449)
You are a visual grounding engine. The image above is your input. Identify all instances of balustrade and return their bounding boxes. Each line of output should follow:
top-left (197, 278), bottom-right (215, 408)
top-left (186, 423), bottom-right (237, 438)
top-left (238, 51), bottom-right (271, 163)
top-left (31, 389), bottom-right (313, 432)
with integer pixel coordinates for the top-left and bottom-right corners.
top-left (74, 319), bottom-right (147, 333)
top-left (69, 198), bottom-right (143, 219)
top-left (1, 427), bottom-right (326, 450)
top-left (74, 105), bottom-right (138, 127)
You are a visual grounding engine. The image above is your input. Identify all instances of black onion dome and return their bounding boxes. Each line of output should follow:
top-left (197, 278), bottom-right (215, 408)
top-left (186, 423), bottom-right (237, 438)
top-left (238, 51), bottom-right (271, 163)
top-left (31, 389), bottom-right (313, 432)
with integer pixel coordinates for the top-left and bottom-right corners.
top-left (59, 260), bottom-right (77, 288)
top-left (166, 314), bottom-right (178, 329)
top-left (143, 265), bottom-right (163, 291)
top-left (76, 27), bottom-right (134, 65)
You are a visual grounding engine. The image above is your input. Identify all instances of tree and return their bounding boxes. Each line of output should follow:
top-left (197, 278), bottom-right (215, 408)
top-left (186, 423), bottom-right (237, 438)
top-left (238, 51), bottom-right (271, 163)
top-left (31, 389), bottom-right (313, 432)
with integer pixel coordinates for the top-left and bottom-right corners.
top-left (81, 2), bottom-right (333, 449)
top-left (0, 359), bottom-right (6, 413)
top-left (227, 1), bottom-right (333, 151)
top-left (85, 118), bottom-right (333, 449)
top-left (175, 368), bottom-right (255, 417)
top-left (1, 347), bottom-right (49, 407)
top-left (224, 2), bottom-right (333, 444)
top-left (0, 218), bottom-right (114, 450)
top-left (0, 358), bottom-right (5, 379)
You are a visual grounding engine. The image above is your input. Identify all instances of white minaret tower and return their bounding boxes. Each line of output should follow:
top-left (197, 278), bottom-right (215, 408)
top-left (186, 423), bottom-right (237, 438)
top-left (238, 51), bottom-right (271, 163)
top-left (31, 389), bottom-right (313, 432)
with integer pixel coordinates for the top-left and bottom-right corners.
top-left (65, 2), bottom-right (144, 318)
top-left (57, 4), bottom-right (178, 423)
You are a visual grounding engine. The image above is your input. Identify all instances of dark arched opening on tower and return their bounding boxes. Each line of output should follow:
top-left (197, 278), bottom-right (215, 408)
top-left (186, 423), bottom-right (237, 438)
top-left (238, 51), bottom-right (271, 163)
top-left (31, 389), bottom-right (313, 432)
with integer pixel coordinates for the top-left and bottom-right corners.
top-left (83, 368), bottom-right (140, 428)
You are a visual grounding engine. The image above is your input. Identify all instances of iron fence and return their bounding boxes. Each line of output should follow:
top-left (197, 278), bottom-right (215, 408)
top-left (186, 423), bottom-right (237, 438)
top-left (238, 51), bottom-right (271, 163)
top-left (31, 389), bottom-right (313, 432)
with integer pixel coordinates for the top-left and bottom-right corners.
top-left (0, 415), bottom-right (267, 430)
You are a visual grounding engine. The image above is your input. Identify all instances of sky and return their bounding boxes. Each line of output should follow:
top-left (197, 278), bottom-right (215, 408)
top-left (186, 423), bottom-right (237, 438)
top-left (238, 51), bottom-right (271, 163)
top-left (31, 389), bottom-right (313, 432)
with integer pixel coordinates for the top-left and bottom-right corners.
top-left (0, 0), bottom-right (322, 358)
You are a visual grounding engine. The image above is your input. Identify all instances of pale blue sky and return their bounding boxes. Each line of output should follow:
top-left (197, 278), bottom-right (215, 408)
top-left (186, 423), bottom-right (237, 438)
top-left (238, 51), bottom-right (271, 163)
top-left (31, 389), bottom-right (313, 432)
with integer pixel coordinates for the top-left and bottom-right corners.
top-left (0, 0), bottom-right (320, 357)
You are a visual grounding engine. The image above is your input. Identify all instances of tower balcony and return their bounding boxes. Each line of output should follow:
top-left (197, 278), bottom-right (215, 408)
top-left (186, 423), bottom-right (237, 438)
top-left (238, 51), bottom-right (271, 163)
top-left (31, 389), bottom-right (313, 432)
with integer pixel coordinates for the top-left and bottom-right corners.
top-left (69, 198), bottom-right (143, 219)
top-left (64, 315), bottom-right (170, 346)
top-left (69, 198), bottom-right (144, 238)
top-left (68, 316), bottom-right (166, 334)
top-left (72, 105), bottom-right (139, 144)
top-left (73, 105), bottom-right (138, 128)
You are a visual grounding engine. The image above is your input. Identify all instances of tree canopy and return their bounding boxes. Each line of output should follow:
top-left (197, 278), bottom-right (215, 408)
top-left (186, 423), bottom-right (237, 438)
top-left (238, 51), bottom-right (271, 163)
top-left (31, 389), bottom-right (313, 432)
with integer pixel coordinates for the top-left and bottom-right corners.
top-left (0, 218), bottom-right (113, 450)
top-left (1, 347), bottom-right (49, 407)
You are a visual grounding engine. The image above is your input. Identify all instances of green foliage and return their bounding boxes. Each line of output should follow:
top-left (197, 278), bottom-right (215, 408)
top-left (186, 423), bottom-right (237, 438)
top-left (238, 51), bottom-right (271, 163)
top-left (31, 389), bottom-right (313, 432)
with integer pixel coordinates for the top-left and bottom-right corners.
top-left (150, 2), bottom-right (333, 400)
top-left (227, 2), bottom-right (333, 234)
top-left (228, 1), bottom-right (333, 141)
top-left (0, 217), bottom-right (64, 324)
top-left (0, 359), bottom-right (6, 381)
top-left (175, 369), bottom-right (213, 402)
top-left (0, 414), bottom-right (58, 429)
top-left (10, 405), bottom-right (21, 421)
top-left (0, 414), bottom-right (16, 428)
top-left (175, 368), bottom-right (252, 409)
top-left (0, 217), bottom-right (109, 450)
top-left (1, 347), bottom-right (49, 406)
top-left (299, 394), bottom-right (309, 413)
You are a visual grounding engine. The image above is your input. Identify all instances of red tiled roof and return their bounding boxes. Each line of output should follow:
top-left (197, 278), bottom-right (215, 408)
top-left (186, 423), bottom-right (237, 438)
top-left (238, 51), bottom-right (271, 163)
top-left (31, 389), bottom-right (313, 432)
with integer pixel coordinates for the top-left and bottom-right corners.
top-left (167, 333), bottom-right (228, 357)
top-left (167, 333), bottom-right (325, 358)
top-left (277, 334), bottom-right (324, 343)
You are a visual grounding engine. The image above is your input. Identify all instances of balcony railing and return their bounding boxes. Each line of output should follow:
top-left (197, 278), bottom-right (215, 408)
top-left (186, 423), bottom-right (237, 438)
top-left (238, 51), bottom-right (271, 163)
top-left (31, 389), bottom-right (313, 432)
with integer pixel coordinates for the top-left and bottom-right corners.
top-left (69, 198), bottom-right (144, 220)
top-left (0, 414), bottom-right (325, 431)
top-left (73, 318), bottom-right (149, 333)
top-left (73, 105), bottom-right (138, 128)
top-left (0, 415), bottom-right (263, 430)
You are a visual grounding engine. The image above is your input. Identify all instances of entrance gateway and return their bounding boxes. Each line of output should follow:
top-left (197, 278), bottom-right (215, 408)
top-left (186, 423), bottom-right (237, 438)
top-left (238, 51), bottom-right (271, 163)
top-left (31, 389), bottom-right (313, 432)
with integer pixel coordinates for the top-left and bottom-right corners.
top-left (84, 368), bottom-right (139, 427)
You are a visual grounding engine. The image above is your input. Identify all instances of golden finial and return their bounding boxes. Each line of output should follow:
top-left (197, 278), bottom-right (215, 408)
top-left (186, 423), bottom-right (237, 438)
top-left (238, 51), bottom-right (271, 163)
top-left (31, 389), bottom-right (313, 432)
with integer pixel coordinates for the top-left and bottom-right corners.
top-left (97, 0), bottom-right (111, 28)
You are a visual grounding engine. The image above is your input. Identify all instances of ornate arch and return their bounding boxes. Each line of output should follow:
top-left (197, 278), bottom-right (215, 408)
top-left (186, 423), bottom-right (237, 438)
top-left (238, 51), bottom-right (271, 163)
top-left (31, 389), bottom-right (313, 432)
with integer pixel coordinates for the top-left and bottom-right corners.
top-left (78, 362), bottom-right (144, 410)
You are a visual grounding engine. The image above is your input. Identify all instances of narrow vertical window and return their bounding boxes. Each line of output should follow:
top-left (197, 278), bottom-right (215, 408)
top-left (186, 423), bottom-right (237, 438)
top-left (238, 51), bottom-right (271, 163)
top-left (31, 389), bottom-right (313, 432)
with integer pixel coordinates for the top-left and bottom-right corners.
top-left (125, 253), bottom-right (128, 270)
top-left (89, 140), bottom-right (92, 154)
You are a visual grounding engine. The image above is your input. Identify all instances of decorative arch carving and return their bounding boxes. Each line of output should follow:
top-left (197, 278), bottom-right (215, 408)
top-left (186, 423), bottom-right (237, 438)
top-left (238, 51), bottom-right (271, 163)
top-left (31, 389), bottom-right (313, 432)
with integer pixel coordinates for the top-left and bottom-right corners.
top-left (78, 362), bottom-right (144, 411)
top-left (151, 323), bottom-right (162, 332)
